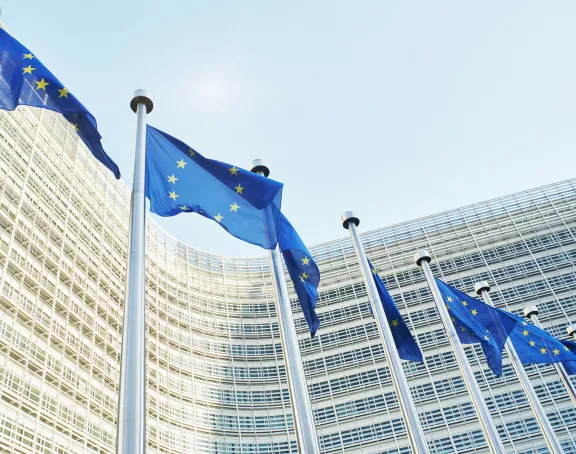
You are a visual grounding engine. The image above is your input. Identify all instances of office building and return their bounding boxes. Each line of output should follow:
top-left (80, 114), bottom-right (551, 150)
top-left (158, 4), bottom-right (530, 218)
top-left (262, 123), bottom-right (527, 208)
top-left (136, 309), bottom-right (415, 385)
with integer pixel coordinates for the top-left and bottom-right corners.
top-left (0, 106), bottom-right (575, 453)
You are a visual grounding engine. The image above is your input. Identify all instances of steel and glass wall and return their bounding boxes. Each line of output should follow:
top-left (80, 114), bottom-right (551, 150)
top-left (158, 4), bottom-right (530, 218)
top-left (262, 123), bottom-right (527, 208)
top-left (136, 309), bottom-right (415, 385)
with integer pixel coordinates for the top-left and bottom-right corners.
top-left (0, 106), bottom-right (575, 453)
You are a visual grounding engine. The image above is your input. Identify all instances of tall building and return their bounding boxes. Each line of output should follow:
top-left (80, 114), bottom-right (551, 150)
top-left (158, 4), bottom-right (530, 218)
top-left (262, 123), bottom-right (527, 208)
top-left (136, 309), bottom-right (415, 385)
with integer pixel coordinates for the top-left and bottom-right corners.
top-left (0, 105), bottom-right (575, 454)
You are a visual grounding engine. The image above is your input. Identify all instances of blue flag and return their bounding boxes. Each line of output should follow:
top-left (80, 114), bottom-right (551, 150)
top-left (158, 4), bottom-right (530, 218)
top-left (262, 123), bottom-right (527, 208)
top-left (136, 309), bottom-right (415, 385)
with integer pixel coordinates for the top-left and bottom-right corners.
top-left (369, 260), bottom-right (423, 362)
top-left (0, 29), bottom-right (120, 178)
top-left (278, 214), bottom-right (320, 337)
top-left (561, 340), bottom-right (576, 375)
top-left (500, 310), bottom-right (576, 372)
top-left (435, 279), bottom-right (518, 375)
top-left (145, 125), bottom-right (320, 336)
top-left (145, 125), bottom-right (283, 249)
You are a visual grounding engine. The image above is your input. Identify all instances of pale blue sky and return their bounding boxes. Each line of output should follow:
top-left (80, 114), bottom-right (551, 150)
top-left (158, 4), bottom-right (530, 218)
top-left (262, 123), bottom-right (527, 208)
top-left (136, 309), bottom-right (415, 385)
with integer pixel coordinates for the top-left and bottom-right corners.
top-left (5, 1), bottom-right (576, 256)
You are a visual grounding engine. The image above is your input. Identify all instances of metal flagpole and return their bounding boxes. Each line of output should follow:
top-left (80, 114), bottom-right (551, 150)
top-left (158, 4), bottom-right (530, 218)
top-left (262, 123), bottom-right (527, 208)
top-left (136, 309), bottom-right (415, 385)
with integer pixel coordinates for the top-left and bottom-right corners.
top-left (414, 250), bottom-right (506, 454)
top-left (250, 159), bottom-right (320, 453)
top-left (116, 90), bottom-right (153, 454)
top-left (475, 282), bottom-right (563, 453)
top-left (568, 325), bottom-right (576, 341)
top-left (343, 212), bottom-right (429, 454)
top-left (524, 306), bottom-right (576, 406)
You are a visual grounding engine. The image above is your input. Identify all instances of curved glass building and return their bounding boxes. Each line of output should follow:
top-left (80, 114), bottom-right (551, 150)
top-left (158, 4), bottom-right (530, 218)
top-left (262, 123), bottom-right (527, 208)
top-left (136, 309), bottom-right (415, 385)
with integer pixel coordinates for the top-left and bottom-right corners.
top-left (0, 106), bottom-right (576, 453)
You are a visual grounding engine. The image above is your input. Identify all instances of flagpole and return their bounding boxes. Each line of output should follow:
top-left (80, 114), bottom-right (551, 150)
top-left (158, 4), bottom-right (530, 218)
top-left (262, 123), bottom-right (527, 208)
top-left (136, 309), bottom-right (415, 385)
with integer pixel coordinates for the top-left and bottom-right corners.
top-left (343, 212), bottom-right (429, 454)
top-left (475, 282), bottom-right (563, 453)
top-left (524, 306), bottom-right (576, 406)
top-left (250, 160), bottom-right (320, 454)
top-left (116, 90), bottom-right (153, 454)
top-left (414, 250), bottom-right (506, 454)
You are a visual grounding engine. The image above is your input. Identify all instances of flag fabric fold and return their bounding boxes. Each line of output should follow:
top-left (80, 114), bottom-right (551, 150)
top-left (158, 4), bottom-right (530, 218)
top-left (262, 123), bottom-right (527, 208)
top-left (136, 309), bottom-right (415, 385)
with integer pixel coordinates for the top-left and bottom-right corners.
top-left (501, 310), bottom-right (576, 373)
top-left (369, 260), bottom-right (423, 362)
top-left (560, 340), bottom-right (576, 375)
top-left (435, 278), bottom-right (518, 375)
top-left (145, 125), bottom-right (283, 249)
top-left (0, 29), bottom-right (120, 178)
top-left (278, 213), bottom-right (320, 337)
top-left (145, 125), bottom-right (320, 335)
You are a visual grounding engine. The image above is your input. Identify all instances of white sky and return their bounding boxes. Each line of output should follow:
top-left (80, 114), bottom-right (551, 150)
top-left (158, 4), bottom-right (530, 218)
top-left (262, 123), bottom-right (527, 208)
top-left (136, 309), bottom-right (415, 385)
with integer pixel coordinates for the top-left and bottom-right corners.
top-left (5, 1), bottom-right (576, 256)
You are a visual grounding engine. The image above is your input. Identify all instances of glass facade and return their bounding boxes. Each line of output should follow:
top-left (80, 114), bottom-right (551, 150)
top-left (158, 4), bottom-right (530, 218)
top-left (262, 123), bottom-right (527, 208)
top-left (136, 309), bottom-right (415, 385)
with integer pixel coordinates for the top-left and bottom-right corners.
top-left (0, 106), bottom-right (575, 453)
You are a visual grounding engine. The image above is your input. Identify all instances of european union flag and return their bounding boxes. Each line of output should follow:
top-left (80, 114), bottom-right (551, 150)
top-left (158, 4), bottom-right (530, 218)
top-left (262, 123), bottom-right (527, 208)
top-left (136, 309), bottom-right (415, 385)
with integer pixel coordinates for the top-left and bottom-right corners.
top-left (560, 340), bottom-right (576, 375)
top-left (369, 260), bottom-right (423, 362)
top-left (278, 214), bottom-right (320, 336)
top-left (145, 125), bottom-right (283, 249)
top-left (501, 311), bottom-right (576, 371)
top-left (435, 279), bottom-right (518, 375)
top-left (145, 126), bottom-right (320, 335)
top-left (0, 29), bottom-right (120, 178)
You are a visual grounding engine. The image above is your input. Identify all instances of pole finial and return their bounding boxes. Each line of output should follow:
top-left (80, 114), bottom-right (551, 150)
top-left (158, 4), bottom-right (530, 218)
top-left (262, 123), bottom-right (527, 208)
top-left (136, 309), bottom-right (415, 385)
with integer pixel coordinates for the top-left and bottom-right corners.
top-left (414, 249), bottom-right (431, 267)
top-left (130, 89), bottom-right (153, 114)
top-left (341, 211), bottom-right (360, 229)
top-left (250, 158), bottom-right (270, 177)
top-left (524, 305), bottom-right (539, 318)
top-left (474, 281), bottom-right (491, 295)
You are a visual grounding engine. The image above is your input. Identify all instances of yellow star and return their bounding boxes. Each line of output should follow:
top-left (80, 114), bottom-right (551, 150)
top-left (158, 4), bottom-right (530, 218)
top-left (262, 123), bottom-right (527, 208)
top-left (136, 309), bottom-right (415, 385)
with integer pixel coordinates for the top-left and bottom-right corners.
top-left (229, 166), bottom-right (238, 175)
top-left (371, 267), bottom-right (377, 274)
top-left (450, 317), bottom-right (455, 322)
top-left (529, 340), bottom-right (536, 347)
top-left (72, 123), bottom-right (79, 132)
top-left (564, 346), bottom-right (570, 351)
top-left (447, 297), bottom-right (453, 302)
top-left (461, 327), bottom-right (466, 332)
top-left (553, 348), bottom-right (560, 355)
top-left (235, 184), bottom-right (244, 194)
top-left (484, 335), bottom-right (489, 341)
top-left (177, 159), bottom-right (187, 169)
top-left (471, 309), bottom-right (478, 316)
top-left (58, 87), bottom-right (69, 98)
top-left (230, 202), bottom-right (240, 212)
top-left (188, 148), bottom-right (195, 157)
top-left (34, 78), bottom-right (49, 91)
top-left (23, 53), bottom-right (34, 59)
top-left (299, 276), bottom-right (305, 283)
top-left (540, 347), bottom-right (547, 354)
top-left (214, 213), bottom-right (223, 222)
top-left (462, 300), bottom-right (468, 306)
top-left (391, 320), bottom-right (399, 328)
top-left (22, 65), bottom-right (36, 74)
top-left (302, 257), bottom-right (310, 265)
top-left (522, 321), bottom-right (528, 326)
top-left (169, 191), bottom-right (178, 200)
top-left (301, 272), bottom-right (309, 280)
top-left (180, 206), bottom-right (190, 211)
top-left (522, 330), bottom-right (529, 336)
top-left (167, 174), bottom-right (178, 184)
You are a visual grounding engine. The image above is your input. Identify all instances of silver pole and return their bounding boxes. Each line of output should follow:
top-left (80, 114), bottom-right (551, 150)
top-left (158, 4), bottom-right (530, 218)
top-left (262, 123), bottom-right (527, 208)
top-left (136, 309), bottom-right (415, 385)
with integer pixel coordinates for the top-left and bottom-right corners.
top-left (524, 306), bottom-right (576, 406)
top-left (116, 90), bottom-right (153, 454)
top-left (475, 282), bottom-right (563, 453)
top-left (250, 159), bottom-right (320, 454)
top-left (343, 212), bottom-right (429, 454)
top-left (414, 250), bottom-right (506, 454)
